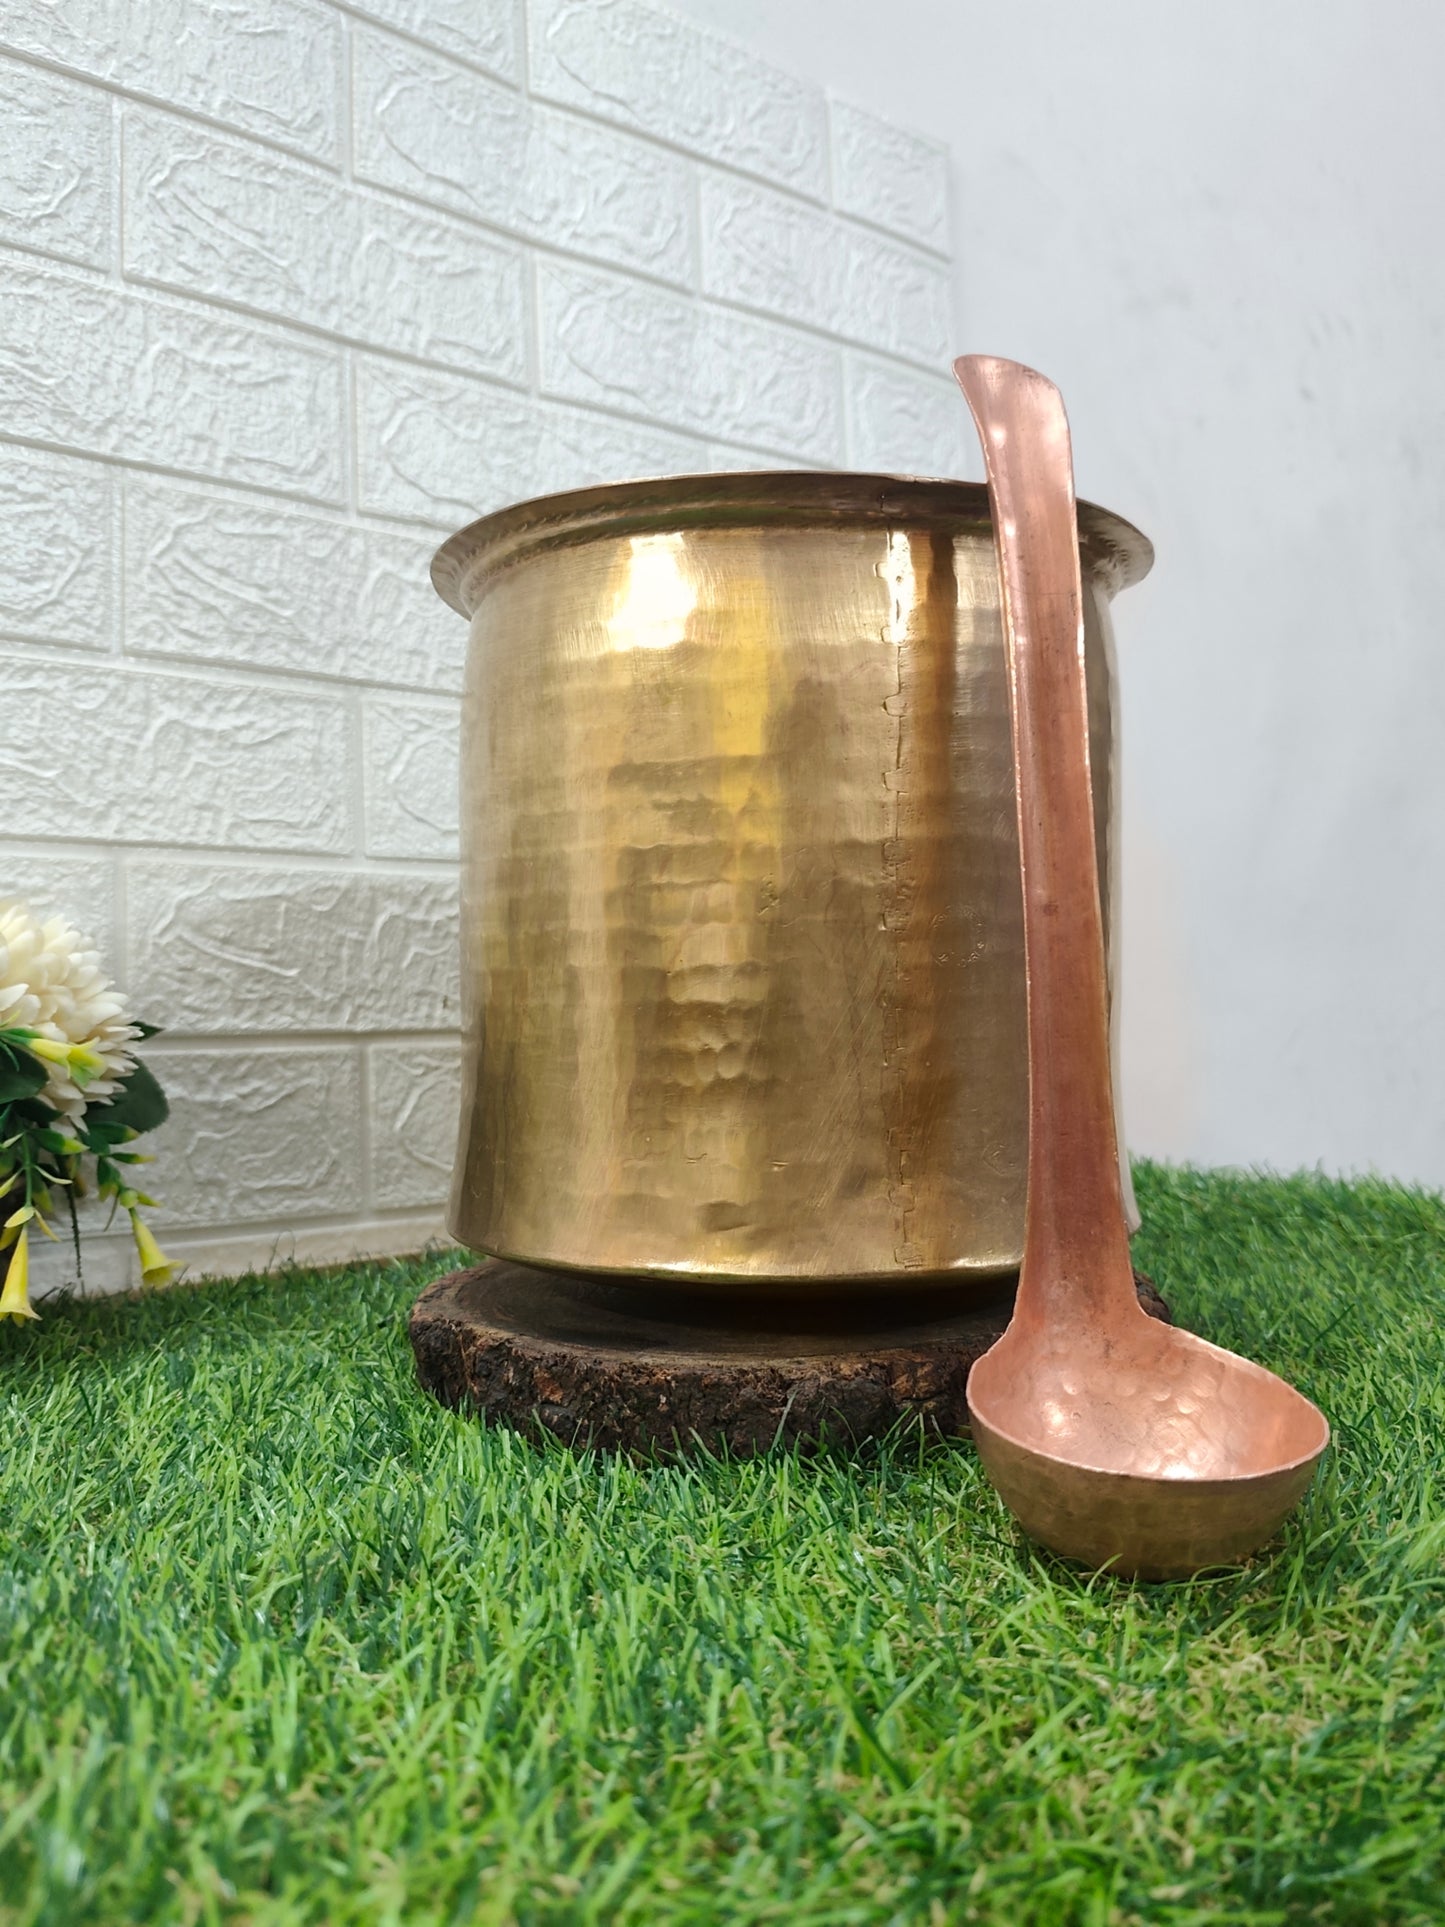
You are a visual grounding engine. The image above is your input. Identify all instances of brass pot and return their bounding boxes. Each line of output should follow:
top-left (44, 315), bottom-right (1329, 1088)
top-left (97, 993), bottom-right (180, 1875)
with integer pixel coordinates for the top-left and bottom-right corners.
top-left (433, 472), bottom-right (1151, 1293)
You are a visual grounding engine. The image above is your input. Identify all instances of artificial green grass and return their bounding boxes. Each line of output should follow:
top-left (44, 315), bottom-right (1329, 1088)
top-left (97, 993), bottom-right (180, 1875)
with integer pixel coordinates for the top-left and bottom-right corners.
top-left (1, 1163), bottom-right (1443, 1927)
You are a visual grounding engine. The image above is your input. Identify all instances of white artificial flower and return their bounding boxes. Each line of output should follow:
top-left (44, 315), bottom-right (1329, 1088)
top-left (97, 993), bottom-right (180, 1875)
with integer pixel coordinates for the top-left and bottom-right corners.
top-left (0, 900), bottom-right (141, 1119)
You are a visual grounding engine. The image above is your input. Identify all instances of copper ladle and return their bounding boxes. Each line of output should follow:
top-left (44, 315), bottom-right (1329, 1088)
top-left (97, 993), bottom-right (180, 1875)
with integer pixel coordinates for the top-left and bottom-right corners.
top-left (954, 355), bottom-right (1329, 1580)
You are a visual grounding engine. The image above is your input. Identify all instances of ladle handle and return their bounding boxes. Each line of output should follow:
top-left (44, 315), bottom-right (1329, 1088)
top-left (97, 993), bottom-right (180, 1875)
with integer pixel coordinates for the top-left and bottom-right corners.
top-left (953, 356), bottom-right (1133, 1316)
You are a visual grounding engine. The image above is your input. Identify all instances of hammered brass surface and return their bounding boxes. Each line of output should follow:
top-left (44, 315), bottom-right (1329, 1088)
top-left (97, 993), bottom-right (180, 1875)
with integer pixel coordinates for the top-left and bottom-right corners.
top-left (436, 473), bottom-right (1151, 1290)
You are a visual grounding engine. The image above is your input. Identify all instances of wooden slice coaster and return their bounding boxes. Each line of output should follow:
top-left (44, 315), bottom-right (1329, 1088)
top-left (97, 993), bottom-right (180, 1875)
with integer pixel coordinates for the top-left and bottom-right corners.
top-left (409, 1259), bottom-right (1172, 1457)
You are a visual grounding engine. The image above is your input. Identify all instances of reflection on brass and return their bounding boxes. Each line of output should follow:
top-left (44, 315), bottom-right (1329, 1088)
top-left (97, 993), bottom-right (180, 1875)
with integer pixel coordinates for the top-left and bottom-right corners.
top-left (955, 355), bottom-right (1328, 1576)
top-left (433, 472), bottom-right (1150, 1292)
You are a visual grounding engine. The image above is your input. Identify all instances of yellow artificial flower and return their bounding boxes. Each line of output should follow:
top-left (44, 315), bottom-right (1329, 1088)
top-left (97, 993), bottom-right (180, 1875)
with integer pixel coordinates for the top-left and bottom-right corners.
top-left (24, 1035), bottom-right (105, 1086)
top-left (129, 1210), bottom-right (176, 1289)
top-left (0, 1228), bottom-right (39, 1322)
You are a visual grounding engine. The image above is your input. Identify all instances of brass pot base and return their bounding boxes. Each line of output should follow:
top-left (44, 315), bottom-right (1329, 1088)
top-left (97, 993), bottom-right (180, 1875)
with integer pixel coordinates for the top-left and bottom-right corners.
top-left (409, 1260), bottom-right (1172, 1457)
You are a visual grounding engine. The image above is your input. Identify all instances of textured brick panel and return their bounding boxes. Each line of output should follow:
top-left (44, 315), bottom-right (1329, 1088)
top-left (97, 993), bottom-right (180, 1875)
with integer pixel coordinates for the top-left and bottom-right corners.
top-left (524, 403), bottom-right (707, 506)
top-left (537, 261), bottom-right (844, 461)
top-left (29, 1206), bottom-right (453, 1300)
top-left (362, 695), bottom-right (460, 859)
top-left (123, 110), bottom-right (528, 383)
top-left (368, 1040), bottom-right (461, 1210)
top-left (0, 59), bottom-right (112, 269)
top-left (529, 0), bottom-right (826, 198)
top-left (0, 850), bottom-right (118, 967)
top-left (845, 355), bottom-right (970, 479)
top-left (0, 260), bottom-right (344, 503)
top-left (0, 0), bottom-right (342, 163)
top-left (830, 99), bottom-right (950, 256)
top-left (0, 445), bottom-right (113, 649)
top-left (700, 173), bottom-right (952, 367)
top-left (125, 862), bottom-right (460, 1033)
top-left (356, 357), bottom-right (705, 526)
top-left (145, 1045), bottom-right (366, 1226)
top-left (704, 444), bottom-right (805, 474)
top-left (344, 0), bottom-right (517, 79)
top-left (123, 478), bottom-right (461, 691)
top-left (353, 26), bottom-right (693, 286)
top-left (168, 1214), bottom-right (452, 1280)
top-left (0, 659), bottom-right (351, 853)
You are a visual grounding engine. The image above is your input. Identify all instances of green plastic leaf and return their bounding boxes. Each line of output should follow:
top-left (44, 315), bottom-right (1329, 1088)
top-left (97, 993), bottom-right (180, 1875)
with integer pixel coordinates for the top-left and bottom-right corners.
top-left (0, 1051), bottom-right (46, 1105)
top-left (88, 1060), bottom-right (169, 1137)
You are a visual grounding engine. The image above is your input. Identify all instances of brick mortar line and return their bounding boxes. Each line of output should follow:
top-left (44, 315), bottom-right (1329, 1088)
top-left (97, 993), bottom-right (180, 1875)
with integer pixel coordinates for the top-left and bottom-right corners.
top-left (59, 1208), bottom-right (455, 1248)
top-left (109, 845), bottom-right (459, 877)
top-left (5, 855), bottom-right (458, 890)
top-left (6, 841), bottom-right (457, 874)
top-left (0, 639), bottom-right (465, 702)
top-left (355, 1008), bottom-right (379, 1215)
top-left (0, 639), bottom-right (462, 709)
top-left (143, 1033), bottom-right (461, 1051)
top-left (0, 435), bottom-right (462, 539)
top-left (0, 428), bottom-right (346, 515)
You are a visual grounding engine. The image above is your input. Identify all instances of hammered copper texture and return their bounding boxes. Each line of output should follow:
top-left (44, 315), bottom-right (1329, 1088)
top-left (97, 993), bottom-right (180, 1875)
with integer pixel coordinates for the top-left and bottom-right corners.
top-left (953, 356), bottom-right (1328, 1578)
top-left (969, 1326), bottom-right (1328, 1578)
top-left (434, 474), bottom-right (1151, 1290)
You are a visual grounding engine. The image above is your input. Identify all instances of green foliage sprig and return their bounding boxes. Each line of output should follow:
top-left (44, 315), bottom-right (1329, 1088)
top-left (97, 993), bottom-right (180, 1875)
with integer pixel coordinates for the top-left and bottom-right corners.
top-left (0, 904), bottom-right (173, 1321)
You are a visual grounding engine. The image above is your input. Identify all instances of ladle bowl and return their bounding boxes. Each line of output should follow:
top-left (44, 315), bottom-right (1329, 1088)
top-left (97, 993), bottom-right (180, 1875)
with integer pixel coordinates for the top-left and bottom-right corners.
top-left (968, 1312), bottom-right (1330, 1579)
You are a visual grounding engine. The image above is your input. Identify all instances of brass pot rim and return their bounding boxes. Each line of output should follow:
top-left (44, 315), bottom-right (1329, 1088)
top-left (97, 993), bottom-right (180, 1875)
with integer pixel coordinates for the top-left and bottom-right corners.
top-left (431, 469), bottom-right (1153, 616)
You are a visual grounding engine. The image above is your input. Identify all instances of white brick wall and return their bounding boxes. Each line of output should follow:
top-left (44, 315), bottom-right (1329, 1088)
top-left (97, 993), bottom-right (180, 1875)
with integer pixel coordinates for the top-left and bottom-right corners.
top-left (0, 0), bottom-right (961, 1294)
